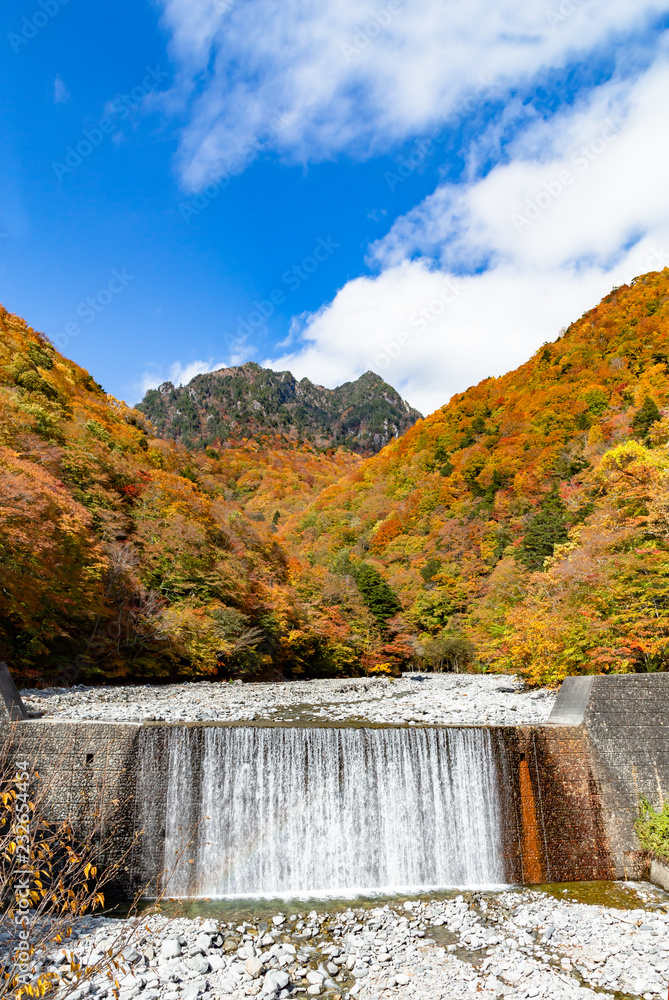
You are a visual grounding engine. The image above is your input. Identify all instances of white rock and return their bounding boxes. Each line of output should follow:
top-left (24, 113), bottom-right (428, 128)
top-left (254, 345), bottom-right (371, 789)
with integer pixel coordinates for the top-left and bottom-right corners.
top-left (160, 939), bottom-right (181, 959)
top-left (246, 956), bottom-right (264, 978)
top-left (264, 970), bottom-right (290, 991)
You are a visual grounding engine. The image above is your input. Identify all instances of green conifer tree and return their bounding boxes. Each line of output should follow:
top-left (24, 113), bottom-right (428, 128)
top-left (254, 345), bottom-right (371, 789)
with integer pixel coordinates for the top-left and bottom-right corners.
top-left (352, 563), bottom-right (402, 624)
top-left (632, 396), bottom-right (661, 442)
top-left (517, 485), bottom-right (569, 571)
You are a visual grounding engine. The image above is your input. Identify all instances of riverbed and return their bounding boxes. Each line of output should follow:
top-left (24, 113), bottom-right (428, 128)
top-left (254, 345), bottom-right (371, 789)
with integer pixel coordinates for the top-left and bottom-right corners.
top-left (13, 882), bottom-right (669, 1000)
top-left (20, 674), bottom-right (555, 727)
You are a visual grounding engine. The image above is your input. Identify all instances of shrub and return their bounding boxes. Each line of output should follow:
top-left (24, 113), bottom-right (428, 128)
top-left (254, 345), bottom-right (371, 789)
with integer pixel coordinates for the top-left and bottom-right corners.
top-left (636, 798), bottom-right (669, 860)
top-left (0, 728), bottom-right (162, 998)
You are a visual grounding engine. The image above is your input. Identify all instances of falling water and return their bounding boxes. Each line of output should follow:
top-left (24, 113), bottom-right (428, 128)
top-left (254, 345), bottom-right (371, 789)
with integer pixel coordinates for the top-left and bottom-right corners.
top-left (144, 725), bottom-right (507, 897)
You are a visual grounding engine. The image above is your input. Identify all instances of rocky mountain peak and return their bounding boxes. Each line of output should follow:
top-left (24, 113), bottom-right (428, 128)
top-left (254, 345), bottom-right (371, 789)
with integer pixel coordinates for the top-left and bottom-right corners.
top-left (137, 364), bottom-right (422, 454)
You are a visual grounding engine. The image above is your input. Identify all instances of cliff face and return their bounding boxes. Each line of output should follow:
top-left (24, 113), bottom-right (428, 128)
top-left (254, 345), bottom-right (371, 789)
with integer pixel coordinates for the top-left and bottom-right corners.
top-left (136, 363), bottom-right (423, 454)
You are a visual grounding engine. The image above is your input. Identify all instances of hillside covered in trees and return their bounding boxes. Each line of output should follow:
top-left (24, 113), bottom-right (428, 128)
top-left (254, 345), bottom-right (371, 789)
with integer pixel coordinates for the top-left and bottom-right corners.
top-left (138, 363), bottom-right (422, 454)
top-left (288, 268), bottom-right (669, 685)
top-left (0, 307), bottom-right (377, 684)
top-left (3, 269), bottom-right (669, 687)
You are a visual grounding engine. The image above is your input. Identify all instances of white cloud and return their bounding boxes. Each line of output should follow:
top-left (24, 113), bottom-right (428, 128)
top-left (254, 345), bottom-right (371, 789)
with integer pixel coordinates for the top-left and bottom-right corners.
top-left (267, 50), bottom-right (669, 415)
top-left (374, 48), bottom-right (669, 273)
top-left (157, 0), bottom-right (669, 189)
top-left (53, 74), bottom-right (70, 105)
top-left (265, 261), bottom-right (613, 415)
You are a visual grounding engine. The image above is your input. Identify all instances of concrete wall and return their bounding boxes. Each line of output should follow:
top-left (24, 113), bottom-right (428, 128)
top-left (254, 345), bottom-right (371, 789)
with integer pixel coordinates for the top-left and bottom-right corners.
top-left (0, 720), bottom-right (143, 894)
top-left (493, 676), bottom-right (669, 884)
top-left (547, 675), bottom-right (669, 880)
top-left (495, 726), bottom-right (619, 885)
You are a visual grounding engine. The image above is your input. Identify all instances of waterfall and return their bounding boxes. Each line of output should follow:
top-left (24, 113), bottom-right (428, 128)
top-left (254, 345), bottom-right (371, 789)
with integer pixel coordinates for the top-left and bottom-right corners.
top-left (146, 725), bottom-right (507, 897)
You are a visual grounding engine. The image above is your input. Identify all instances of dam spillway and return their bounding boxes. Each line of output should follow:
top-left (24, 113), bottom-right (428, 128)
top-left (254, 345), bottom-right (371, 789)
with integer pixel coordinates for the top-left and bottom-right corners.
top-left (137, 725), bottom-right (509, 897)
top-left (5, 674), bottom-right (668, 899)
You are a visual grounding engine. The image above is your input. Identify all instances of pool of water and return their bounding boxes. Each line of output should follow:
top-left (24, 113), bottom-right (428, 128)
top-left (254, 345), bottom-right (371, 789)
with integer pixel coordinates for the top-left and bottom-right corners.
top-left (106, 880), bottom-right (669, 923)
top-left (532, 879), bottom-right (669, 911)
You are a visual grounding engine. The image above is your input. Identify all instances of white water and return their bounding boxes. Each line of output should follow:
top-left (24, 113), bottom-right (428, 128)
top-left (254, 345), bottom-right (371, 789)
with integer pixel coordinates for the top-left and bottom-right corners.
top-left (147, 726), bottom-right (506, 897)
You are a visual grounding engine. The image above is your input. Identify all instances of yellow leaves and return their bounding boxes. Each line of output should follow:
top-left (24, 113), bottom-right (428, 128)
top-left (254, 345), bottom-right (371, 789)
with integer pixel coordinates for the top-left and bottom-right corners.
top-left (479, 520), bottom-right (503, 567)
top-left (139, 469), bottom-right (211, 523)
top-left (596, 440), bottom-right (655, 478)
top-left (543, 529), bottom-right (582, 571)
top-left (367, 662), bottom-right (394, 675)
top-left (586, 423), bottom-right (604, 449)
top-left (31, 974), bottom-right (58, 997)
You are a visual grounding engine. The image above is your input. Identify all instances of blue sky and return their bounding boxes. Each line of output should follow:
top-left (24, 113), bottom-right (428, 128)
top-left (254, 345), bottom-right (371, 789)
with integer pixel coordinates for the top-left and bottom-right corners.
top-left (2, 1), bottom-right (669, 414)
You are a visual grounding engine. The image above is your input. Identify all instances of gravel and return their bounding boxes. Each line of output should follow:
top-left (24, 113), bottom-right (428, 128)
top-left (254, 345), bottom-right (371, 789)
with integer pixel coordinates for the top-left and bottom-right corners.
top-left (20, 674), bottom-right (556, 727)
top-left (6, 884), bottom-right (669, 1000)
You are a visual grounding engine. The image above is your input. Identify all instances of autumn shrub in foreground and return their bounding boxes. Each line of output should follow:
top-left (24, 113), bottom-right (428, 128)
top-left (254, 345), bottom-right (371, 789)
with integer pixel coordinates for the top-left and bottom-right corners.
top-left (0, 729), bottom-right (159, 999)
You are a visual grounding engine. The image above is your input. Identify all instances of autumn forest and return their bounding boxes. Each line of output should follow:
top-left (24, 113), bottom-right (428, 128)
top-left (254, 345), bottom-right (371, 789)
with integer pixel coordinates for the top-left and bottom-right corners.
top-left (3, 268), bottom-right (669, 688)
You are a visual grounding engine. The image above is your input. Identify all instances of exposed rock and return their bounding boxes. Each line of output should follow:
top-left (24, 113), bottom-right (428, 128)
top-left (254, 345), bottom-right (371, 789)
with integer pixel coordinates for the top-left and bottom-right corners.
top-left (137, 363), bottom-right (422, 455)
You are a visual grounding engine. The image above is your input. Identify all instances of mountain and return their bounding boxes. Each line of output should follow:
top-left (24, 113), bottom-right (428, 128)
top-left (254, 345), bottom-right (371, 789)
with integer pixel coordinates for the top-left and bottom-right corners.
top-left (284, 269), bottom-right (669, 685)
top-left (0, 306), bottom-right (370, 685)
top-left (136, 363), bottom-right (422, 454)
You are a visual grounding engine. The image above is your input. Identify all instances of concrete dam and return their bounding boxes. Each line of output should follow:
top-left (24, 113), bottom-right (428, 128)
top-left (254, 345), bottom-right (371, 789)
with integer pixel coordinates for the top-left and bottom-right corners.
top-left (2, 673), bottom-right (667, 899)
